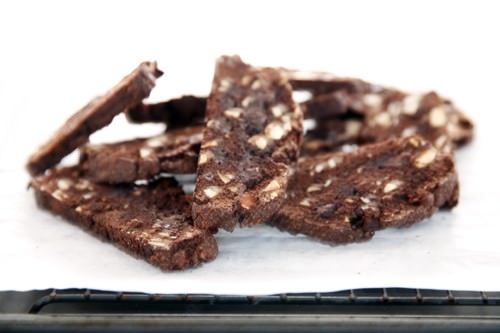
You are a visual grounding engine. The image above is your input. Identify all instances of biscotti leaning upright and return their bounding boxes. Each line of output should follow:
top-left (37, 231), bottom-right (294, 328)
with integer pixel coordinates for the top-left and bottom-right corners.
top-left (192, 56), bottom-right (303, 231)
top-left (26, 62), bottom-right (163, 175)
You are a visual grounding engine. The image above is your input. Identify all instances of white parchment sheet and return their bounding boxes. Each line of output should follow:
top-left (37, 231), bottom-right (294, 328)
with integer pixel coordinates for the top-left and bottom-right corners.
top-left (1, 0), bottom-right (499, 294)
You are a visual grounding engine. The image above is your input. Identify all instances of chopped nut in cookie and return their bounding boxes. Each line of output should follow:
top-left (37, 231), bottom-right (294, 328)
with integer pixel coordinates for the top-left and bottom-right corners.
top-left (57, 178), bottom-right (72, 190)
top-left (240, 192), bottom-right (255, 209)
top-left (263, 179), bottom-right (282, 192)
top-left (224, 108), bottom-right (243, 118)
top-left (373, 112), bottom-right (392, 127)
top-left (429, 105), bottom-right (447, 127)
top-left (363, 93), bottom-right (383, 109)
top-left (218, 78), bottom-right (232, 92)
top-left (265, 121), bottom-right (287, 140)
top-left (251, 79), bottom-right (263, 90)
top-left (202, 139), bottom-right (219, 148)
top-left (401, 127), bottom-right (417, 138)
top-left (307, 184), bottom-right (322, 192)
top-left (139, 147), bottom-right (153, 158)
top-left (299, 198), bottom-right (312, 207)
top-left (248, 134), bottom-right (270, 150)
top-left (52, 189), bottom-right (66, 201)
top-left (402, 94), bottom-right (421, 114)
top-left (241, 96), bottom-right (255, 108)
top-left (271, 103), bottom-right (288, 117)
top-left (217, 172), bottom-right (234, 184)
top-left (414, 147), bottom-right (437, 168)
top-left (387, 101), bottom-right (402, 116)
top-left (384, 179), bottom-right (403, 193)
top-left (203, 186), bottom-right (221, 199)
top-left (198, 150), bottom-right (214, 165)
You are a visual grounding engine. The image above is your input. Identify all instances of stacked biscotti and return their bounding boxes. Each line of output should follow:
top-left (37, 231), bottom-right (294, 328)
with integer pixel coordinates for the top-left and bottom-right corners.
top-left (27, 56), bottom-right (473, 270)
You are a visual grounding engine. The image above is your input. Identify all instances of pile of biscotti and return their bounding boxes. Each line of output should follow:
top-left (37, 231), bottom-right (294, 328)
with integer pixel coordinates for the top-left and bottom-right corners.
top-left (27, 56), bottom-right (474, 271)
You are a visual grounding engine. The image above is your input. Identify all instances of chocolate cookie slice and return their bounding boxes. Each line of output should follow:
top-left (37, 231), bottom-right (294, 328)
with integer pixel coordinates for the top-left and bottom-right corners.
top-left (126, 95), bottom-right (206, 129)
top-left (192, 55), bottom-right (303, 231)
top-left (80, 126), bottom-right (203, 183)
top-left (27, 62), bottom-right (163, 176)
top-left (31, 167), bottom-right (218, 271)
top-left (270, 136), bottom-right (459, 244)
top-left (283, 69), bottom-right (379, 101)
top-left (359, 91), bottom-right (473, 152)
top-left (302, 89), bottom-right (473, 155)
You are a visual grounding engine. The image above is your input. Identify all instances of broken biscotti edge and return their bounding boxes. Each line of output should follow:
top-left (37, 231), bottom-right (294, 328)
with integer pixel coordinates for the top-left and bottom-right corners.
top-left (269, 135), bottom-right (458, 245)
top-left (26, 61), bottom-right (163, 176)
top-left (191, 55), bottom-right (303, 232)
top-left (30, 166), bottom-right (218, 271)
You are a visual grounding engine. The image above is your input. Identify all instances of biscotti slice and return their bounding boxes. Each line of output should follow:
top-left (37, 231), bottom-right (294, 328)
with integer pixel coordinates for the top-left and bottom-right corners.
top-left (269, 136), bottom-right (459, 244)
top-left (192, 55), bottom-right (303, 231)
top-left (282, 69), bottom-right (377, 98)
top-left (126, 95), bottom-right (206, 129)
top-left (27, 62), bottom-right (163, 176)
top-left (80, 126), bottom-right (203, 183)
top-left (302, 90), bottom-right (473, 154)
top-left (30, 167), bottom-right (218, 270)
top-left (359, 91), bottom-right (473, 152)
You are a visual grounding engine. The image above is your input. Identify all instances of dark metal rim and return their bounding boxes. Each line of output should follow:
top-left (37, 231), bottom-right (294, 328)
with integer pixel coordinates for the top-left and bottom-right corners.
top-left (28, 288), bottom-right (500, 314)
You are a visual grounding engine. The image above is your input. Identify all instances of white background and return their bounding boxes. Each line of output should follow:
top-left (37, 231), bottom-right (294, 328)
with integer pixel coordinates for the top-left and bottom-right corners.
top-left (1, 0), bottom-right (499, 294)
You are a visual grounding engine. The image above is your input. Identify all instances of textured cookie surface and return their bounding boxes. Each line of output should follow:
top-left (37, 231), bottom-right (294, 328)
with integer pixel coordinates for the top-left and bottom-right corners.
top-left (303, 91), bottom-right (473, 155)
top-left (270, 136), bottom-right (459, 244)
top-left (358, 91), bottom-right (473, 152)
top-left (192, 56), bottom-right (303, 231)
top-left (27, 62), bottom-right (163, 175)
top-left (285, 71), bottom-right (473, 155)
top-left (31, 167), bottom-right (218, 271)
top-left (80, 126), bottom-right (203, 183)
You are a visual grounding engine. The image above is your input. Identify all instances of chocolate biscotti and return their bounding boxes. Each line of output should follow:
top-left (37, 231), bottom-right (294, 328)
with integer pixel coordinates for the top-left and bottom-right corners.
top-left (27, 62), bottom-right (163, 176)
top-left (270, 136), bottom-right (458, 244)
top-left (26, 56), bottom-right (473, 272)
top-left (31, 167), bottom-right (218, 270)
top-left (126, 95), bottom-right (206, 129)
top-left (192, 56), bottom-right (303, 231)
top-left (301, 85), bottom-right (473, 155)
top-left (80, 126), bottom-right (203, 183)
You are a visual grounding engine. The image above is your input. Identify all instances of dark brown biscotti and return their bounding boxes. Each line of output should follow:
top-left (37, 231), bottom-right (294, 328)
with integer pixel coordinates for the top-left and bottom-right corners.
top-left (80, 126), bottom-right (203, 183)
top-left (300, 85), bottom-right (400, 120)
top-left (126, 95), bottom-right (206, 129)
top-left (282, 69), bottom-right (377, 99)
top-left (269, 136), bottom-right (459, 244)
top-left (285, 69), bottom-right (473, 150)
top-left (302, 116), bottom-right (363, 155)
top-left (302, 90), bottom-right (473, 155)
top-left (192, 55), bottom-right (303, 231)
top-left (359, 91), bottom-right (473, 151)
top-left (30, 167), bottom-right (218, 271)
top-left (27, 62), bottom-right (163, 176)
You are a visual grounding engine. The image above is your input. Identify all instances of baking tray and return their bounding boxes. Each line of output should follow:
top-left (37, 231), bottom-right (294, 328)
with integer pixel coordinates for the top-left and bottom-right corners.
top-left (1, 288), bottom-right (500, 332)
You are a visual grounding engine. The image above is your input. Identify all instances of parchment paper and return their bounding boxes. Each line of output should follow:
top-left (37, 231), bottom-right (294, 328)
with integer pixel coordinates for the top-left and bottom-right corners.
top-left (1, 0), bottom-right (499, 295)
